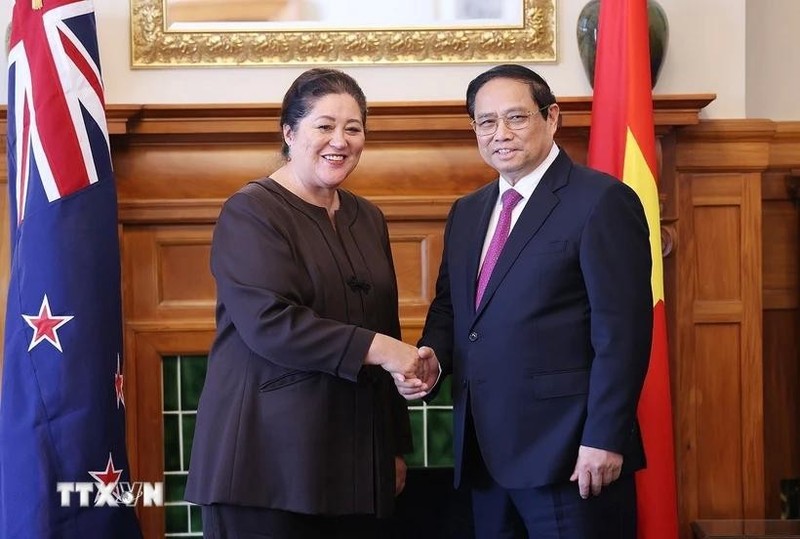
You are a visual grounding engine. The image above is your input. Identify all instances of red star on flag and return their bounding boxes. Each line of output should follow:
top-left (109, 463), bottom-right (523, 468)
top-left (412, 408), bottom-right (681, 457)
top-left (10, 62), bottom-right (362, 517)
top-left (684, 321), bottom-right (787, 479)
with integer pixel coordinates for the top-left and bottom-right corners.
top-left (115, 354), bottom-right (125, 409)
top-left (89, 453), bottom-right (123, 487)
top-left (21, 295), bottom-right (74, 352)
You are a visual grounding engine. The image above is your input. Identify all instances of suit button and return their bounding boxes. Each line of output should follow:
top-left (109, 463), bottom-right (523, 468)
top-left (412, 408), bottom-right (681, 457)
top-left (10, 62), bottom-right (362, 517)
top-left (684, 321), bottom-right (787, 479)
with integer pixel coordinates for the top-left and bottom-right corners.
top-left (462, 379), bottom-right (468, 388)
top-left (468, 331), bottom-right (478, 342)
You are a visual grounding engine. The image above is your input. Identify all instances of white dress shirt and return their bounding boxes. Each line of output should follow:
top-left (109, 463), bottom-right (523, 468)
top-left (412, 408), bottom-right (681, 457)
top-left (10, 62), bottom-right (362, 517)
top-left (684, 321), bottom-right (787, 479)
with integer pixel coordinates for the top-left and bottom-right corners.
top-left (478, 143), bottom-right (561, 269)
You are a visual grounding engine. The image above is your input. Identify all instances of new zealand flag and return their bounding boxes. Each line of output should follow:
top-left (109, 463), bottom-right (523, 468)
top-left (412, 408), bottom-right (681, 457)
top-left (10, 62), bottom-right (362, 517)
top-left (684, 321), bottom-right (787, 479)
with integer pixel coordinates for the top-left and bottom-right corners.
top-left (1, 1), bottom-right (142, 537)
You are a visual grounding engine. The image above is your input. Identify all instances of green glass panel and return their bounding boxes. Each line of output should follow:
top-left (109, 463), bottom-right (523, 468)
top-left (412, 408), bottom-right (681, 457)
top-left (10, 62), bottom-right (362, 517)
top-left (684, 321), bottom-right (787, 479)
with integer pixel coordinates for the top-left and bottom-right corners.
top-left (426, 409), bottom-right (454, 467)
top-left (165, 505), bottom-right (188, 534)
top-left (182, 414), bottom-right (196, 470)
top-left (428, 376), bottom-right (452, 406)
top-left (162, 356), bottom-right (179, 412)
top-left (165, 474), bottom-right (187, 503)
top-left (163, 414), bottom-right (181, 472)
top-left (405, 409), bottom-right (425, 467)
top-left (190, 504), bottom-right (204, 533)
top-left (180, 355), bottom-right (208, 411)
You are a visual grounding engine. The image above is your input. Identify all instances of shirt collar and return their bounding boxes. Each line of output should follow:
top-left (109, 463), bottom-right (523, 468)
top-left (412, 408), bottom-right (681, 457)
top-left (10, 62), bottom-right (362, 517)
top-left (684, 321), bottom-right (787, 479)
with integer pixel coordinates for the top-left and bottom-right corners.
top-left (497, 143), bottom-right (560, 201)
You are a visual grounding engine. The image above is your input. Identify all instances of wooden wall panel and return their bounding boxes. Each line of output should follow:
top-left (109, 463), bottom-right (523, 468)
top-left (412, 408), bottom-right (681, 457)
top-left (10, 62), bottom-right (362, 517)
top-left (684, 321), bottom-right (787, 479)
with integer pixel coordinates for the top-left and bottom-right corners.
top-left (388, 220), bottom-right (444, 344)
top-left (114, 143), bottom-right (276, 202)
top-left (114, 141), bottom-right (497, 201)
top-left (675, 122), bottom-right (767, 533)
top-left (694, 205), bottom-right (741, 301)
top-left (158, 242), bottom-right (215, 306)
top-left (763, 309), bottom-right (800, 516)
top-left (761, 165), bottom-right (800, 517)
top-left (695, 324), bottom-right (742, 518)
top-left (762, 173), bottom-right (799, 311)
top-left (122, 226), bottom-right (217, 321)
top-left (5, 98), bottom-right (800, 538)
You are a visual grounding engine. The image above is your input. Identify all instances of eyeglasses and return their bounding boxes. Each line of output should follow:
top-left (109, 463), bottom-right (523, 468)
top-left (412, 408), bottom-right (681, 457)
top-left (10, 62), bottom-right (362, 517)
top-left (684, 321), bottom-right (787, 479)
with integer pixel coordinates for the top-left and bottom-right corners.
top-left (470, 104), bottom-right (552, 136)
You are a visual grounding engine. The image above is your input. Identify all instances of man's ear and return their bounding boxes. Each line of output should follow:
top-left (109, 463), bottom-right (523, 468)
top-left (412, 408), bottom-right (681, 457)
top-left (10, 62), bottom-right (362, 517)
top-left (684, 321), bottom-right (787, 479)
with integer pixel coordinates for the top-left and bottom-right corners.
top-left (548, 103), bottom-right (561, 132)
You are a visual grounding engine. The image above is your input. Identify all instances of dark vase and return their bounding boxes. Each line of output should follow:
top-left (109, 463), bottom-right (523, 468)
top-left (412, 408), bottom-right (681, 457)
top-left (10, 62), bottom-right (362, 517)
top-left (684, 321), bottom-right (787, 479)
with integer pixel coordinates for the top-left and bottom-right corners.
top-left (576, 0), bottom-right (669, 89)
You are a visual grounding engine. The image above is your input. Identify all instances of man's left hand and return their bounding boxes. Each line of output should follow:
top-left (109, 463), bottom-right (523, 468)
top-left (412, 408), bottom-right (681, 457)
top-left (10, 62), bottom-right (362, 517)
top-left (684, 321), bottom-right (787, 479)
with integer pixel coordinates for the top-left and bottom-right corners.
top-left (569, 445), bottom-right (623, 499)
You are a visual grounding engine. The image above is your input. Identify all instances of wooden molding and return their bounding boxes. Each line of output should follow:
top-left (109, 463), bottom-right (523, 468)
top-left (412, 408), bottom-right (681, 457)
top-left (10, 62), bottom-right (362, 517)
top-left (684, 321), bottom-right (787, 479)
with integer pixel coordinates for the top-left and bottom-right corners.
top-left (94, 95), bottom-right (719, 141)
top-left (118, 196), bottom-right (459, 225)
top-left (676, 119), bottom-right (777, 172)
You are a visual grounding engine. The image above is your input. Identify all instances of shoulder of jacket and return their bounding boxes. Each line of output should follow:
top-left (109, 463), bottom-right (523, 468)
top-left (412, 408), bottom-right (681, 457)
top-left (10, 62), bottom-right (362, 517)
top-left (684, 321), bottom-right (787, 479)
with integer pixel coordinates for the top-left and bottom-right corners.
top-left (458, 181), bottom-right (496, 206)
top-left (236, 177), bottom-right (277, 202)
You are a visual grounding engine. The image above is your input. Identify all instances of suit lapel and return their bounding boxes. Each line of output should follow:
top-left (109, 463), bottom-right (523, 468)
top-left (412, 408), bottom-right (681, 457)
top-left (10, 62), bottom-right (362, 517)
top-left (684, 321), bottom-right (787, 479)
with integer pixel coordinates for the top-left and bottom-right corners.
top-left (474, 151), bottom-right (573, 316)
top-left (464, 183), bottom-right (498, 313)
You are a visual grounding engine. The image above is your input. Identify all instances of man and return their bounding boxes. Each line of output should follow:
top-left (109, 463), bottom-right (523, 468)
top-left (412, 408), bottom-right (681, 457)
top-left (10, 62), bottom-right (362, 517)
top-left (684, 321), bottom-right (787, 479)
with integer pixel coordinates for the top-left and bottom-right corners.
top-left (399, 64), bottom-right (653, 538)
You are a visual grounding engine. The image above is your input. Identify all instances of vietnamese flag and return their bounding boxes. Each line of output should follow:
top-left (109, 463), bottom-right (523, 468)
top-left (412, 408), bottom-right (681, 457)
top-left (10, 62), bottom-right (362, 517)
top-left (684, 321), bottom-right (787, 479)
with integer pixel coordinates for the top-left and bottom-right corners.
top-left (587, 0), bottom-right (679, 537)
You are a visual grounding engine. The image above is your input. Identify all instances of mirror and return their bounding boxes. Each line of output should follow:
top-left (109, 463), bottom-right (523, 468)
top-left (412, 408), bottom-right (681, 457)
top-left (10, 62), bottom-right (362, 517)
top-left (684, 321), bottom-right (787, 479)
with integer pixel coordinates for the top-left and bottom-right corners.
top-left (131, 0), bottom-right (556, 66)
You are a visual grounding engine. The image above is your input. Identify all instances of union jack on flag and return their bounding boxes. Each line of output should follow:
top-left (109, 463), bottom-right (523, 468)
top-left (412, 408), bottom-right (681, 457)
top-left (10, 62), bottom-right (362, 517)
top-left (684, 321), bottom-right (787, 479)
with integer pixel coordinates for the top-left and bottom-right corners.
top-left (1, 1), bottom-right (141, 537)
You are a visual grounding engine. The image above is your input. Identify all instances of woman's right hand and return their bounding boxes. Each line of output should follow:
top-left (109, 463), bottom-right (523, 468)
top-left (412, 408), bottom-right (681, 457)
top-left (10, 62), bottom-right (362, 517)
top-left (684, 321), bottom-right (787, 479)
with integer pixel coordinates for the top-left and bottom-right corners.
top-left (393, 346), bottom-right (440, 400)
top-left (365, 333), bottom-right (427, 383)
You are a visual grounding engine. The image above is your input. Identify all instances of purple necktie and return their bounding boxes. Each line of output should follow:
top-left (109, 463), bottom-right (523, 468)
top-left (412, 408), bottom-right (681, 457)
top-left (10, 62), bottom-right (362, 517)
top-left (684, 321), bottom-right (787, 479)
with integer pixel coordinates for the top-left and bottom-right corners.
top-left (475, 189), bottom-right (523, 308)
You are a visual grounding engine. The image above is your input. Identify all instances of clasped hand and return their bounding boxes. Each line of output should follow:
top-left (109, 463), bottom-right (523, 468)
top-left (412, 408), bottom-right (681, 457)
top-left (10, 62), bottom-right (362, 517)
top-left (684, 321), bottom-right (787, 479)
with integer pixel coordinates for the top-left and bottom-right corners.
top-left (390, 346), bottom-right (440, 400)
top-left (367, 335), bottom-right (440, 399)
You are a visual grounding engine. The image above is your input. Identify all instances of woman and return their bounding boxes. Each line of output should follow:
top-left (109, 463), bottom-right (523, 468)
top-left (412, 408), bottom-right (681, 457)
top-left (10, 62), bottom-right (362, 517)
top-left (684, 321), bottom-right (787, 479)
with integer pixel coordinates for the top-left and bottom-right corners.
top-left (185, 68), bottom-right (425, 538)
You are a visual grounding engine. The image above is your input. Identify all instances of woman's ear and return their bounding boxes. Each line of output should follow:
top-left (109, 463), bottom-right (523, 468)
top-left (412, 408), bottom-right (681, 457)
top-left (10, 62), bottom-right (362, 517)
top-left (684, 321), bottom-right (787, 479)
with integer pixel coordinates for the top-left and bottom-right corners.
top-left (282, 124), bottom-right (294, 148)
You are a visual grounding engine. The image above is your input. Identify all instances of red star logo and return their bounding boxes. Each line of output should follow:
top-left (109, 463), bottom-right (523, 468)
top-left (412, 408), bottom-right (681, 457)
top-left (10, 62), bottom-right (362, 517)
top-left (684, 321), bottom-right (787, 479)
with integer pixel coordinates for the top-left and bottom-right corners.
top-left (115, 354), bottom-right (125, 409)
top-left (21, 295), bottom-right (73, 352)
top-left (88, 453), bottom-right (123, 487)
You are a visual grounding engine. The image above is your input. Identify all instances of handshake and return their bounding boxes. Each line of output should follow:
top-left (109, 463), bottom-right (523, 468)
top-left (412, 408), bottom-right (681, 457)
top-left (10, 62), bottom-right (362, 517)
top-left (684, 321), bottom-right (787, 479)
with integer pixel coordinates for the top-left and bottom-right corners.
top-left (365, 334), bottom-right (441, 400)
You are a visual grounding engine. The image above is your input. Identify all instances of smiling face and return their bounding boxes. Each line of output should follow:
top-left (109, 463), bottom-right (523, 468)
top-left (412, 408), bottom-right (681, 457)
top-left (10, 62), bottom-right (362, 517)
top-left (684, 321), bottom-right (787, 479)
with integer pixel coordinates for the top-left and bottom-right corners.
top-left (283, 93), bottom-right (366, 194)
top-left (472, 77), bottom-right (559, 184)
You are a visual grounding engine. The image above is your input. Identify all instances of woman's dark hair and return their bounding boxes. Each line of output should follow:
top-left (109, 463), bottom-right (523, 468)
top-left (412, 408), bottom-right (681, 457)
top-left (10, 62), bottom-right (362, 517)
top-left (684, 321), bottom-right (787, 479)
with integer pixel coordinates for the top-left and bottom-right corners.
top-left (466, 64), bottom-right (556, 120)
top-left (280, 68), bottom-right (368, 158)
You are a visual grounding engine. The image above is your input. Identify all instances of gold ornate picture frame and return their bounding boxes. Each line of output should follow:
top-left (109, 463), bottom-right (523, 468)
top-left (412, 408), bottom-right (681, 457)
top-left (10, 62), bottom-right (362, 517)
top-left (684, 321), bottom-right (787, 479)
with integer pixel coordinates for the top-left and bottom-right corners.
top-left (130, 0), bottom-right (556, 67)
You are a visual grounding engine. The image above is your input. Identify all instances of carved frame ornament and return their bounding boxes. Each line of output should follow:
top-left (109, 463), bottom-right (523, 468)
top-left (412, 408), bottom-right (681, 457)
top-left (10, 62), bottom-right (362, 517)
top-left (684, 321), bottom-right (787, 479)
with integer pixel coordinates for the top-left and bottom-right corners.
top-left (130, 0), bottom-right (556, 67)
